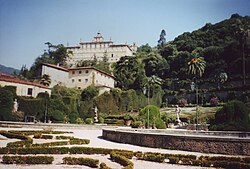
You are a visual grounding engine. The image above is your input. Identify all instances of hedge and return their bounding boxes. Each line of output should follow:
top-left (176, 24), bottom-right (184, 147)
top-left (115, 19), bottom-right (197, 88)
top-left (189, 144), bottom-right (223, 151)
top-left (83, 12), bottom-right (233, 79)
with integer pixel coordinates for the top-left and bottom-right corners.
top-left (100, 162), bottom-right (112, 169)
top-left (33, 134), bottom-right (53, 139)
top-left (56, 135), bottom-right (74, 140)
top-left (0, 130), bottom-right (30, 140)
top-left (2, 155), bottom-right (54, 164)
top-left (63, 157), bottom-right (99, 168)
top-left (111, 150), bottom-right (134, 159)
top-left (9, 130), bottom-right (72, 135)
top-left (141, 152), bottom-right (165, 163)
top-left (110, 151), bottom-right (134, 168)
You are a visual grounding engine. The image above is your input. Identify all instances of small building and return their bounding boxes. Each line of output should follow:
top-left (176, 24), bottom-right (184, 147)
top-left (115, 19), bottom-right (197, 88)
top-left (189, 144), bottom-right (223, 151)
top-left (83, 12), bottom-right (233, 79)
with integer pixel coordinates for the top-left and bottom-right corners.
top-left (41, 63), bottom-right (115, 94)
top-left (66, 32), bottom-right (137, 67)
top-left (0, 73), bottom-right (51, 97)
top-left (41, 63), bottom-right (69, 87)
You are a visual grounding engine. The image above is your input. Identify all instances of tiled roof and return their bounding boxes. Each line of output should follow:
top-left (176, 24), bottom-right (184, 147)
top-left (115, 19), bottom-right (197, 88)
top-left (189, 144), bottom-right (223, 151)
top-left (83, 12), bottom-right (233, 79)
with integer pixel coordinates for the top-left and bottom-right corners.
top-left (0, 73), bottom-right (48, 89)
top-left (42, 63), bottom-right (69, 72)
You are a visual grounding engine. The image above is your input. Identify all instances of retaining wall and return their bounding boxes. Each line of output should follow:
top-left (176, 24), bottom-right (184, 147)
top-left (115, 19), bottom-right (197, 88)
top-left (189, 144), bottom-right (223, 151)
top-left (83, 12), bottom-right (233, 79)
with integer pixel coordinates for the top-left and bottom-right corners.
top-left (102, 129), bottom-right (250, 156)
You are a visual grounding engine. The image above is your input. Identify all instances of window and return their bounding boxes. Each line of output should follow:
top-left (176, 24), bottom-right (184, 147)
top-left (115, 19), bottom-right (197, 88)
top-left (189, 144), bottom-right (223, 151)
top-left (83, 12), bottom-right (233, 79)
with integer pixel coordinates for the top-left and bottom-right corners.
top-left (78, 87), bottom-right (81, 89)
top-left (72, 79), bottom-right (75, 83)
top-left (78, 79), bottom-right (81, 82)
top-left (111, 54), bottom-right (114, 57)
top-left (27, 88), bottom-right (32, 96)
top-left (79, 71), bottom-right (82, 74)
top-left (85, 79), bottom-right (88, 83)
top-left (85, 70), bottom-right (89, 74)
top-left (72, 71), bottom-right (75, 74)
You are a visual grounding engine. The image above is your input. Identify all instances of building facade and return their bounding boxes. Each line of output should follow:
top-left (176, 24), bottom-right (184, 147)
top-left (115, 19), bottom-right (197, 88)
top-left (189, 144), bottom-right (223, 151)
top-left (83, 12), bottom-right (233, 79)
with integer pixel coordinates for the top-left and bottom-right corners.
top-left (66, 33), bottom-right (137, 67)
top-left (0, 73), bottom-right (51, 97)
top-left (41, 63), bottom-right (115, 94)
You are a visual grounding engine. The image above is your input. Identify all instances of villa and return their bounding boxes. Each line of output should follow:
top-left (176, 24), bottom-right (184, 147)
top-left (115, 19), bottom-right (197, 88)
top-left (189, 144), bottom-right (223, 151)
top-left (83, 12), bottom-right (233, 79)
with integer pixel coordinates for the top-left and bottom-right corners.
top-left (66, 32), bottom-right (137, 67)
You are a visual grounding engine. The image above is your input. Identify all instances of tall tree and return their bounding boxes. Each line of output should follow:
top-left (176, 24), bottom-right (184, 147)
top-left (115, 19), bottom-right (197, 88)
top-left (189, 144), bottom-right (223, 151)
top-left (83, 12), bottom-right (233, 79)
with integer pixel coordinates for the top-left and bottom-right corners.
top-left (114, 56), bottom-right (146, 90)
top-left (158, 29), bottom-right (166, 48)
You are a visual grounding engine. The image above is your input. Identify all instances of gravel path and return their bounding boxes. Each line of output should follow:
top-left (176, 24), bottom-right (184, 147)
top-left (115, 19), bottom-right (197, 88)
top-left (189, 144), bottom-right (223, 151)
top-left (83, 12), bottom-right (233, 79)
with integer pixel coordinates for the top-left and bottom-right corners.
top-left (0, 127), bottom-right (220, 169)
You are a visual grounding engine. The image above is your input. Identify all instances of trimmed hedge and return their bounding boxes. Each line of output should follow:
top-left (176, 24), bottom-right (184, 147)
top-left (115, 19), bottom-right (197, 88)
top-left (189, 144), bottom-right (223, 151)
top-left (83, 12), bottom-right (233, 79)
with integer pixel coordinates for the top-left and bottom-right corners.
top-left (63, 157), bottom-right (99, 168)
top-left (111, 150), bottom-right (134, 159)
top-left (34, 134), bottom-right (53, 139)
top-left (69, 147), bottom-right (113, 155)
top-left (0, 130), bottom-right (30, 140)
top-left (9, 130), bottom-right (72, 135)
top-left (100, 162), bottom-right (112, 169)
top-left (110, 151), bottom-right (134, 168)
top-left (56, 135), bottom-right (74, 140)
top-left (2, 155), bottom-right (54, 164)
top-left (141, 152), bottom-right (165, 163)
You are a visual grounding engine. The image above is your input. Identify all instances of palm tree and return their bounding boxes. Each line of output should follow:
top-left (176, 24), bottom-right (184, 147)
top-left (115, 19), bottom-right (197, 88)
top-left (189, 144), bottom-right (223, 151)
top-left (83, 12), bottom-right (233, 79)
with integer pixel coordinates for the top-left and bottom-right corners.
top-left (40, 74), bottom-right (51, 87)
top-left (188, 56), bottom-right (206, 77)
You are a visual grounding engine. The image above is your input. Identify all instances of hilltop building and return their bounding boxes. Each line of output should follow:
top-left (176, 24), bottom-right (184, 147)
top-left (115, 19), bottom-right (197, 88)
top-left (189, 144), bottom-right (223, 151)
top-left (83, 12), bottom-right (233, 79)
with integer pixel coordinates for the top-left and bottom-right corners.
top-left (41, 63), bottom-right (115, 94)
top-left (66, 33), bottom-right (137, 67)
top-left (0, 73), bottom-right (51, 97)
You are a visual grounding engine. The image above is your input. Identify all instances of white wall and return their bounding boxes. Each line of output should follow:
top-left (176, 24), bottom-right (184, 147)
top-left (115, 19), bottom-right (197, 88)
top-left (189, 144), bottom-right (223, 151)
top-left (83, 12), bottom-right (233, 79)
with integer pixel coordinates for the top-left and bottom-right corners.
top-left (67, 68), bottom-right (115, 91)
top-left (41, 65), bottom-right (69, 87)
top-left (0, 80), bottom-right (51, 97)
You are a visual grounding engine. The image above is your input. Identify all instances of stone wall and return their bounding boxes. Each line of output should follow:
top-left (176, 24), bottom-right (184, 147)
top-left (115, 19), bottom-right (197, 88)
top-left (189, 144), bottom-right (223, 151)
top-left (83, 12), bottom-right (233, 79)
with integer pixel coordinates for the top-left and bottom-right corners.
top-left (102, 129), bottom-right (250, 156)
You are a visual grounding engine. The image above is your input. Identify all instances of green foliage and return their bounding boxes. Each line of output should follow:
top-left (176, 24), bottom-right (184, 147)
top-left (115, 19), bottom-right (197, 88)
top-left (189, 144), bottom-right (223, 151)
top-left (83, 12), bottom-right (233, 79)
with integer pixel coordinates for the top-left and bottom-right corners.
top-left (85, 118), bottom-right (94, 124)
top-left (18, 97), bottom-right (45, 121)
top-left (110, 151), bottom-right (134, 168)
top-left (0, 87), bottom-right (14, 120)
top-left (2, 155), bottom-right (54, 164)
top-left (49, 110), bottom-right (65, 123)
top-left (100, 162), bottom-right (112, 169)
top-left (131, 121), bottom-right (143, 128)
top-left (63, 157), bottom-right (99, 167)
top-left (75, 117), bottom-right (84, 124)
top-left (114, 56), bottom-right (147, 90)
top-left (81, 85), bottom-right (99, 101)
top-left (139, 105), bottom-right (165, 128)
top-left (211, 100), bottom-right (250, 131)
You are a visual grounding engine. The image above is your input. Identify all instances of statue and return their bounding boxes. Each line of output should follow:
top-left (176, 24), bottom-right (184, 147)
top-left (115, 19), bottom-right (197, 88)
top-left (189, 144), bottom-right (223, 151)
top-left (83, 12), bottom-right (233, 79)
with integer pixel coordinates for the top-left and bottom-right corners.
top-left (13, 99), bottom-right (18, 112)
top-left (94, 106), bottom-right (98, 123)
top-left (175, 105), bottom-right (181, 123)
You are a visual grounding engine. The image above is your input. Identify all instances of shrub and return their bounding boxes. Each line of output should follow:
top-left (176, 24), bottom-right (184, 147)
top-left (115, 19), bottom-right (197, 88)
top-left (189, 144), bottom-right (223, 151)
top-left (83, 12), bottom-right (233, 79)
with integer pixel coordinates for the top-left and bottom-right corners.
top-left (178, 98), bottom-right (188, 107)
top-left (2, 155), bottom-right (54, 164)
top-left (131, 121), bottom-right (143, 128)
top-left (139, 105), bottom-right (162, 128)
top-left (49, 110), bottom-right (65, 123)
top-left (63, 157), bottom-right (99, 168)
top-left (210, 97), bottom-right (219, 106)
top-left (155, 120), bottom-right (166, 129)
top-left (211, 100), bottom-right (250, 131)
top-left (98, 117), bottom-right (105, 123)
top-left (85, 118), bottom-right (94, 124)
top-left (76, 117), bottom-right (84, 124)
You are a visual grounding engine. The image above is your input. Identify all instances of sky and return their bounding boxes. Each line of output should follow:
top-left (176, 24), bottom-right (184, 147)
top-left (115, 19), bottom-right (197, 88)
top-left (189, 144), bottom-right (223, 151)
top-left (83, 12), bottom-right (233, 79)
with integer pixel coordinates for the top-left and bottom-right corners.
top-left (0, 0), bottom-right (249, 69)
